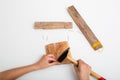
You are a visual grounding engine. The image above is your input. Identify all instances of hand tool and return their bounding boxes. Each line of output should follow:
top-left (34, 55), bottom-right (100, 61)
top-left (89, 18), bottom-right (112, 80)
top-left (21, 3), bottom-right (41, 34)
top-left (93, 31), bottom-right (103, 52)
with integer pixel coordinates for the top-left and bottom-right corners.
top-left (57, 48), bottom-right (106, 80)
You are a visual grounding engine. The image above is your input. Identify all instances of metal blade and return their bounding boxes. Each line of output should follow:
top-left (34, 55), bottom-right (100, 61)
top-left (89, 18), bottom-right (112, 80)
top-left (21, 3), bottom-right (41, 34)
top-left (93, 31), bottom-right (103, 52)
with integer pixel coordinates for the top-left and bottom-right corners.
top-left (57, 47), bottom-right (70, 62)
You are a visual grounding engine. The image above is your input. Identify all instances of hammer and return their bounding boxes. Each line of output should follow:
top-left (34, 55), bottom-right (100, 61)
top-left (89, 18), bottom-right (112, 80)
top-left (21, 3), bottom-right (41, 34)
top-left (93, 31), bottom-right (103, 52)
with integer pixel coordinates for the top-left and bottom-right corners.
top-left (57, 48), bottom-right (106, 80)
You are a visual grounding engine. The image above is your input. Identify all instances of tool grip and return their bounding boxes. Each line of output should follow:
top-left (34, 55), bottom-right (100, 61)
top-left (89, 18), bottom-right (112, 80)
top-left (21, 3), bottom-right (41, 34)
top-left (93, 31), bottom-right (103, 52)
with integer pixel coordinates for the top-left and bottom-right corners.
top-left (67, 56), bottom-right (106, 80)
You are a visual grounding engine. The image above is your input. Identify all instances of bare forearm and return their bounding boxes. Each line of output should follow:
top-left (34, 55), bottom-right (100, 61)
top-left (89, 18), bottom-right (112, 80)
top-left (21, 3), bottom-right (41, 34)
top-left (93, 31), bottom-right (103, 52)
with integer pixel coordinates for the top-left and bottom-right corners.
top-left (0, 54), bottom-right (57, 80)
top-left (0, 64), bottom-right (37, 80)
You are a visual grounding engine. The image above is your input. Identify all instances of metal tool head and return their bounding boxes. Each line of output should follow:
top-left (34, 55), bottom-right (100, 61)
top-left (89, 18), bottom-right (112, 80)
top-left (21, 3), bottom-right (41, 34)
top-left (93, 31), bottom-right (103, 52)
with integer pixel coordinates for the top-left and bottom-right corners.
top-left (57, 47), bottom-right (70, 62)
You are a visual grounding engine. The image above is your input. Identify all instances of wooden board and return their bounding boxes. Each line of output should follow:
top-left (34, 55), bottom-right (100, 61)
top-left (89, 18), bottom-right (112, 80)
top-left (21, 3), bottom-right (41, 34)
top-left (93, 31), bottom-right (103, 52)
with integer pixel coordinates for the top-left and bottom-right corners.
top-left (34, 22), bottom-right (72, 29)
top-left (45, 41), bottom-right (72, 64)
top-left (67, 5), bottom-right (103, 50)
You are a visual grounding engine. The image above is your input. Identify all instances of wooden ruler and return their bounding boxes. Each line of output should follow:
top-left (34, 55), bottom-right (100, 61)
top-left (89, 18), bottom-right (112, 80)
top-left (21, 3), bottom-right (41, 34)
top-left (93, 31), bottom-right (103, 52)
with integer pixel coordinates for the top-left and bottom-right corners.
top-left (67, 5), bottom-right (103, 50)
top-left (34, 22), bottom-right (72, 29)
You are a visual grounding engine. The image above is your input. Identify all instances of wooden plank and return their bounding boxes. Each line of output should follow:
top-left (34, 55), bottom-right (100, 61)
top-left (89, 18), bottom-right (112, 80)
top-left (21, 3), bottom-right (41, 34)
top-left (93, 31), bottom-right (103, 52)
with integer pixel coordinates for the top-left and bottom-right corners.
top-left (34, 22), bottom-right (72, 29)
top-left (67, 5), bottom-right (103, 50)
top-left (45, 41), bottom-right (72, 64)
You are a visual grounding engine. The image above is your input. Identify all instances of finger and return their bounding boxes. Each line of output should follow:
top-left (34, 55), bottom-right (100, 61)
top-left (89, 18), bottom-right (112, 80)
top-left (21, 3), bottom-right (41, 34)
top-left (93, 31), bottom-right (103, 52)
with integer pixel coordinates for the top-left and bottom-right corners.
top-left (48, 57), bottom-right (58, 65)
top-left (78, 59), bottom-right (87, 66)
top-left (77, 59), bottom-right (83, 63)
top-left (47, 54), bottom-right (56, 58)
top-left (86, 64), bottom-right (91, 68)
top-left (80, 60), bottom-right (90, 69)
top-left (78, 59), bottom-right (84, 63)
top-left (77, 59), bottom-right (83, 66)
top-left (49, 57), bottom-right (56, 61)
top-left (74, 65), bottom-right (79, 73)
top-left (77, 59), bottom-right (87, 70)
top-left (49, 61), bottom-right (58, 66)
top-left (88, 65), bottom-right (92, 73)
top-left (48, 58), bottom-right (57, 63)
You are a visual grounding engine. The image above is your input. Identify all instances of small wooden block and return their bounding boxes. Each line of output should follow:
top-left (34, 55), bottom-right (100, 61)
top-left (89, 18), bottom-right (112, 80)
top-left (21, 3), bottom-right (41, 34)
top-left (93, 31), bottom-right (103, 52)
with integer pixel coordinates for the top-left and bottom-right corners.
top-left (45, 41), bottom-right (72, 64)
top-left (34, 22), bottom-right (72, 29)
top-left (67, 5), bottom-right (103, 50)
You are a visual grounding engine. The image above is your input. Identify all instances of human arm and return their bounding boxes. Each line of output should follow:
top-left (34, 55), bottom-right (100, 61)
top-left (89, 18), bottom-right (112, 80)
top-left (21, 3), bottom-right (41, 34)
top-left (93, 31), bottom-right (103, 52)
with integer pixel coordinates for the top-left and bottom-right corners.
top-left (0, 54), bottom-right (57, 80)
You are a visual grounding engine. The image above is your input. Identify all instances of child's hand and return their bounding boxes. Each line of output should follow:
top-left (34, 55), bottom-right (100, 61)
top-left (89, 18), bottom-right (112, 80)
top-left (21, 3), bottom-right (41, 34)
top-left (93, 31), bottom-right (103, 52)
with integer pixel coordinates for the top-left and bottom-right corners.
top-left (33, 54), bottom-right (58, 70)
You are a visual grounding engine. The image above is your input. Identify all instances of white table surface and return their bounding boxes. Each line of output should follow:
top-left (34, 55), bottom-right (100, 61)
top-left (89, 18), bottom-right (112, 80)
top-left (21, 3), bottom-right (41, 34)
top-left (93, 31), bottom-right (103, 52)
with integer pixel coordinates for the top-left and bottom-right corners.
top-left (0, 0), bottom-right (120, 80)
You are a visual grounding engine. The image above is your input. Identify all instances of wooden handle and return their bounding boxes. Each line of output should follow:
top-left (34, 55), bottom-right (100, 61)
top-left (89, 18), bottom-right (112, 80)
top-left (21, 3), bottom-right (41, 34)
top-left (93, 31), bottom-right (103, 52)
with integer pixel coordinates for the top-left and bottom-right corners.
top-left (67, 56), bottom-right (105, 80)
top-left (67, 56), bottom-right (78, 65)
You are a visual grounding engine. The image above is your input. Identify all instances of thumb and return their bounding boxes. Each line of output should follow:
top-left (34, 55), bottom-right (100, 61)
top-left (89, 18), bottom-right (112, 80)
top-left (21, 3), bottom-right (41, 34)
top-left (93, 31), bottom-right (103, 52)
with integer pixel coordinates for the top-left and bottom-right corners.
top-left (49, 61), bottom-right (58, 66)
top-left (74, 65), bottom-right (79, 74)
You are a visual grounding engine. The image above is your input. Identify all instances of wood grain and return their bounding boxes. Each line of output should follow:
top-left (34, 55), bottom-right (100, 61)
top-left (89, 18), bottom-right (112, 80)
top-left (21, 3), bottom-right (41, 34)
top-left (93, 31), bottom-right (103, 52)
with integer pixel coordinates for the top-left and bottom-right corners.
top-left (45, 41), bottom-right (72, 64)
top-left (34, 22), bottom-right (72, 29)
top-left (67, 5), bottom-right (103, 50)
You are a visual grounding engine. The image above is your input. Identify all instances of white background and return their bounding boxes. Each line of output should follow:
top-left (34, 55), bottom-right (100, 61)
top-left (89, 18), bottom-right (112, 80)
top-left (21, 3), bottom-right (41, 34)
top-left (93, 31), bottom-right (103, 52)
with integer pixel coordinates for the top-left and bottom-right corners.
top-left (0, 0), bottom-right (120, 80)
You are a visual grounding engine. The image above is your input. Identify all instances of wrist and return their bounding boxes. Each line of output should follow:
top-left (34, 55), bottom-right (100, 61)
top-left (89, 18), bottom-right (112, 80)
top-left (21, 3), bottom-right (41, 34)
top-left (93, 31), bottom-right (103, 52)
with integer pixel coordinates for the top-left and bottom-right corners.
top-left (78, 75), bottom-right (90, 80)
top-left (31, 63), bottom-right (42, 71)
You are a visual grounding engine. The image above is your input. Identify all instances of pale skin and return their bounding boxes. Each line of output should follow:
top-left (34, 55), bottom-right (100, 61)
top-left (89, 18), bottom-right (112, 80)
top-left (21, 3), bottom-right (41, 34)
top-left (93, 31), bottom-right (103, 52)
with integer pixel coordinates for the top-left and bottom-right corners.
top-left (0, 54), bottom-right (58, 80)
top-left (74, 59), bottom-right (91, 80)
top-left (0, 54), bottom-right (91, 80)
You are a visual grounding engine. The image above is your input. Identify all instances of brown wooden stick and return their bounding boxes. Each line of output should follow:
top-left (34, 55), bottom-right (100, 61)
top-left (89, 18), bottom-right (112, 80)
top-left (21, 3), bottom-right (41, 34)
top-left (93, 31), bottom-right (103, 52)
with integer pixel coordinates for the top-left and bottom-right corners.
top-left (67, 5), bottom-right (103, 50)
top-left (34, 22), bottom-right (72, 29)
